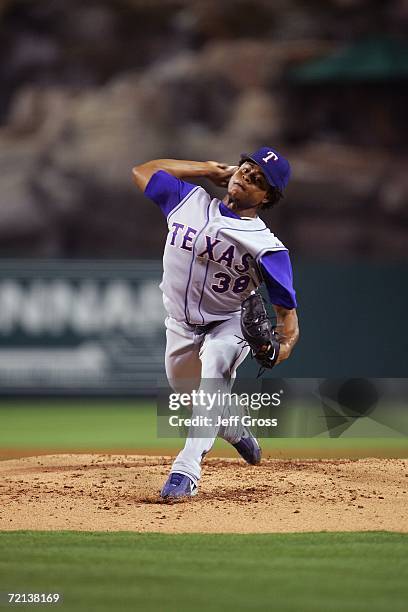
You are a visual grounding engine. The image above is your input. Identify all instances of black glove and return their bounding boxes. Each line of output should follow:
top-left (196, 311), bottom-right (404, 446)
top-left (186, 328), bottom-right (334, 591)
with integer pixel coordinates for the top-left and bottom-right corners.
top-left (240, 292), bottom-right (280, 370)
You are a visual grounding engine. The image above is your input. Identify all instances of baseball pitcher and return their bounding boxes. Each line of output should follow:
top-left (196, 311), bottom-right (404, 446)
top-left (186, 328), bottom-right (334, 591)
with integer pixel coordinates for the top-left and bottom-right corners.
top-left (132, 147), bottom-right (299, 499)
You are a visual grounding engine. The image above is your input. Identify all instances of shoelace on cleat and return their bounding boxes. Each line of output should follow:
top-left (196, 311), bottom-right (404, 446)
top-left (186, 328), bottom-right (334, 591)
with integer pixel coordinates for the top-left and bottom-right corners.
top-left (169, 473), bottom-right (184, 487)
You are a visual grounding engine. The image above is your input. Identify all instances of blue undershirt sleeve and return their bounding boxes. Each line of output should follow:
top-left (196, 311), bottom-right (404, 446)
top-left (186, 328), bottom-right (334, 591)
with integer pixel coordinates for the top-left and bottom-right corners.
top-left (259, 250), bottom-right (297, 309)
top-left (144, 170), bottom-right (196, 217)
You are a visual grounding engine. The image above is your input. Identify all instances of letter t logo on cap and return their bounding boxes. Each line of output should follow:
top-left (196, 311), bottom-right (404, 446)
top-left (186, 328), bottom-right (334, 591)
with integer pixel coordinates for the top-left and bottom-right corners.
top-left (262, 151), bottom-right (279, 163)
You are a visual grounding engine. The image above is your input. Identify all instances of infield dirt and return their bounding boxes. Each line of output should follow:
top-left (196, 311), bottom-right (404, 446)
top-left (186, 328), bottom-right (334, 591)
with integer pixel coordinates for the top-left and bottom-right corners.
top-left (0, 454), bottom-right (407, 533)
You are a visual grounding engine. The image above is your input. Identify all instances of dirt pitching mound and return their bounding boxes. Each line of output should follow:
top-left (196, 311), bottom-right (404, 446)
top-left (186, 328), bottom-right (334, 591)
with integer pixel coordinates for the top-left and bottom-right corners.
top-left (0, 454), bottom-right (407, 533)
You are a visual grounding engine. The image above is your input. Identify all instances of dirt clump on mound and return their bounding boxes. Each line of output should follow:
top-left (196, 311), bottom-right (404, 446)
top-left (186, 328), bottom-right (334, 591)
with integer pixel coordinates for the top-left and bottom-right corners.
top-left (0, 454), bottom-right (407, 533)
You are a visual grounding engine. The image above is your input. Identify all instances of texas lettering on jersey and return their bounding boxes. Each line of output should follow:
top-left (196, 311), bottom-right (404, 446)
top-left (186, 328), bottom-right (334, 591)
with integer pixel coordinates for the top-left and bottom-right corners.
top-left (169, 221), bottom-right (255, 273)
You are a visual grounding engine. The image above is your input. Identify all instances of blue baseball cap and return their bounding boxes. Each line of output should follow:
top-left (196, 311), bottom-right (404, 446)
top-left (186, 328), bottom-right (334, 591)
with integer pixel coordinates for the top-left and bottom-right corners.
top-left (241, 146), bottom-right (291, 191)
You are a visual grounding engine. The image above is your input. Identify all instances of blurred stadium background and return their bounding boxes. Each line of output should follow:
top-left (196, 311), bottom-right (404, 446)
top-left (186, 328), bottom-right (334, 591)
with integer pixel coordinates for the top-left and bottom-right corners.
top-left (0, 0), bottom-right (407, 399)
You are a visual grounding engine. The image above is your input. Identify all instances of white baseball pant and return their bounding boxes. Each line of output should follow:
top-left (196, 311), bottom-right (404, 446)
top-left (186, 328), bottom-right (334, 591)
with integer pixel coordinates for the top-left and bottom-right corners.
top-left (164, 315), bottom-right (250, 483)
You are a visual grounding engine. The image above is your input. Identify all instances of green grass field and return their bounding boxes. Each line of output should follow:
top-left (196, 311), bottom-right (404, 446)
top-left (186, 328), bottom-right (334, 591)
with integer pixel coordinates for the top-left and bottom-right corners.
top-left (0, 400), bottom-right (407, 457)
top-left (1, 532), bottom-right (407, 612)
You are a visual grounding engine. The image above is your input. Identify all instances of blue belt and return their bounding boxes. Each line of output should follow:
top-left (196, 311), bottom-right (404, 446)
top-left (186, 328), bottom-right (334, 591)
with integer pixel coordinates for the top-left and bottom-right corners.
top-left (192, 321), bottom-right (224, 335)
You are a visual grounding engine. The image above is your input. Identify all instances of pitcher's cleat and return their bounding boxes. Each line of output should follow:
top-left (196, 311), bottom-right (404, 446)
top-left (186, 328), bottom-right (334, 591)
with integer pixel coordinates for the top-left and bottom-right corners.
top-left (232, 429), bottom-right (262, 465)
top-left (160, 472), bottom-right (198, 499)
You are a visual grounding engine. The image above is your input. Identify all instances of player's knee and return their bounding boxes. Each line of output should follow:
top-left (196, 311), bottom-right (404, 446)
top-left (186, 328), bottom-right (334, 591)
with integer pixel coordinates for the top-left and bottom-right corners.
top-left (201, 340), bottom-right (235, 379)
top-left (165, 353), bottom-right (201, 392)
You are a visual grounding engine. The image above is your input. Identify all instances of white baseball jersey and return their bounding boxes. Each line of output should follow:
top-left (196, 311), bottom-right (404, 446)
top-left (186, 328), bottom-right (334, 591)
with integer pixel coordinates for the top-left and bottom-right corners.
top-left (145, 171), bottom-right (296, 325)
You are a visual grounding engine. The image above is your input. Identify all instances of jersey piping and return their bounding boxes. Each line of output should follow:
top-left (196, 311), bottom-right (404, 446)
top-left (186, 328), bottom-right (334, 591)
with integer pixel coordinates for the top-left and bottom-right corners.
top-left (167, 186), bottom-right (200, 222)
top-left (183, 200), bottom-right (212, 324)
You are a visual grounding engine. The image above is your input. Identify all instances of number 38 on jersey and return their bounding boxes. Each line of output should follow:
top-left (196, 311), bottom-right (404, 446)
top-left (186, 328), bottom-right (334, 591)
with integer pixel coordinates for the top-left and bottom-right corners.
top-left (169, 221), bottom-right (259, 296)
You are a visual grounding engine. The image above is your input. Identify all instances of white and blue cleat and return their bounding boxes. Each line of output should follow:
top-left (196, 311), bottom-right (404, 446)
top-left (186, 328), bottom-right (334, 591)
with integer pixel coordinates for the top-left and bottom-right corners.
top-left (232, 429), bottom-right (262, 465)
top-left (160, 472), bottom-right (198, 500)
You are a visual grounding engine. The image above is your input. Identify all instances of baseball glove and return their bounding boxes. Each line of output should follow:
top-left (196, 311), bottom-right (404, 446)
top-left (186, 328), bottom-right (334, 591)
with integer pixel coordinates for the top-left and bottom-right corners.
top-left (240, 292), bottom-right (280, 373)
